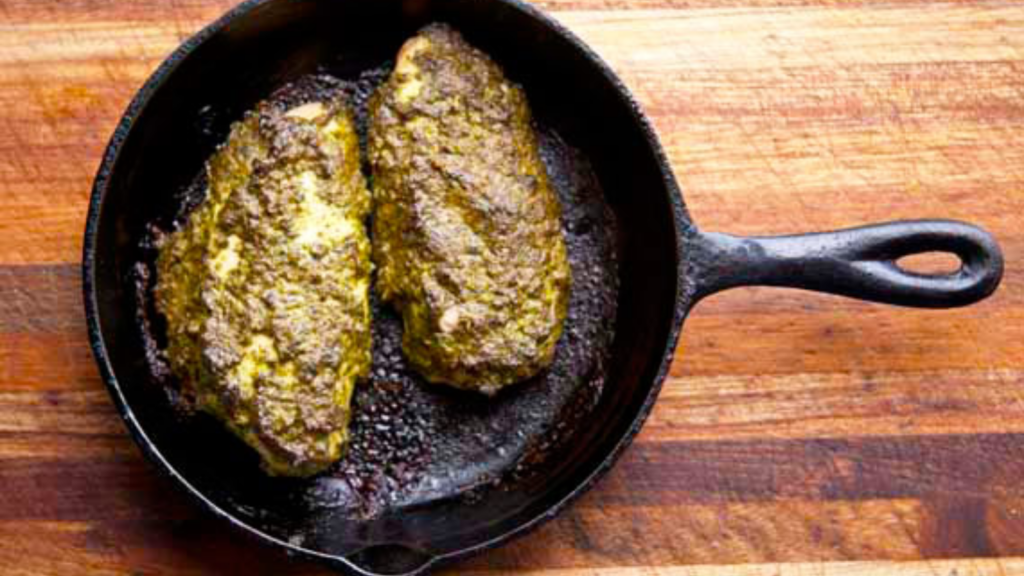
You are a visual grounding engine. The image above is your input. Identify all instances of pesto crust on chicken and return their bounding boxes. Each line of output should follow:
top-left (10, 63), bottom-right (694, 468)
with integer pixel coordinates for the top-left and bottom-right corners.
top-left (369, 24), bottom-right (571, 394)
top-left (155, 99), bottom-right (372, 476)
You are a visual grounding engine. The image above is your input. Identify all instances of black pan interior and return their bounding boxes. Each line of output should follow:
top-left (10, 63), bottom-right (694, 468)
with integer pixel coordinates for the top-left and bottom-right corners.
top-left (88, 0), bottom-right (688, 570)
top-left (133, 70), bottom-right (621, 518)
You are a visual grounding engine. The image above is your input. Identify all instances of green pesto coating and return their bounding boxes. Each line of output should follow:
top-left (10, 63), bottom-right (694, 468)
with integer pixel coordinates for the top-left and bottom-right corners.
top-left (369, 24), bottom-right (571, 394)
top-left (155, 100), bottom-right (372, 476)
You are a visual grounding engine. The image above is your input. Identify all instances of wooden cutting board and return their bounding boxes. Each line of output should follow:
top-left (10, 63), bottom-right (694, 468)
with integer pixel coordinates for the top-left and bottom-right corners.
top-left (2, 0), bottom-right (1022, 574)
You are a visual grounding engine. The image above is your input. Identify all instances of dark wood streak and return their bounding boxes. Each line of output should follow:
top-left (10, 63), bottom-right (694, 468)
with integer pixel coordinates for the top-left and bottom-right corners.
top-left (0, 265), bottom-right (82, 332)
top-left (921, 497), bottom-right (996, 559)
top-left (603, 435), bottom-right (1024, 504)
top-left (4, 433), bottom-right (1024, 522)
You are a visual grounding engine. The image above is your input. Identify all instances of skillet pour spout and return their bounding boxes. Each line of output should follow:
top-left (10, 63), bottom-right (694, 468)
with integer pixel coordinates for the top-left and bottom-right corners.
top-left (82, 0), bottom-right (1006, 574)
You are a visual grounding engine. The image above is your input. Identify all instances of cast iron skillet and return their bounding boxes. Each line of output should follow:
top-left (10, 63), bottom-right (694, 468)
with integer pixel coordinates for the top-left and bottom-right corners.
top-left (83, 0), bottom-right (1005, 574)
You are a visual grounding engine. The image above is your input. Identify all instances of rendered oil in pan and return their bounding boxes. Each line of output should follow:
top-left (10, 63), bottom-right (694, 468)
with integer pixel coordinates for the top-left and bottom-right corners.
top-left (131, 70), bottom-right (621, 519)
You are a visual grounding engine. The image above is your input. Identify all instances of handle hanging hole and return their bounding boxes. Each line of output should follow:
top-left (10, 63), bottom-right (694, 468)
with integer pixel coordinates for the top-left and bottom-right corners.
top-left (896, 251), bottom-right (964, 276)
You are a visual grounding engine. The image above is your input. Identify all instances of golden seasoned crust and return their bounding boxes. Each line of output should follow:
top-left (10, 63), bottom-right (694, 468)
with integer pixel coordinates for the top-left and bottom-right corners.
top-left (156, 99), bottom-right (371, 476)
top-left (369, 24), bottom-right (571, 394)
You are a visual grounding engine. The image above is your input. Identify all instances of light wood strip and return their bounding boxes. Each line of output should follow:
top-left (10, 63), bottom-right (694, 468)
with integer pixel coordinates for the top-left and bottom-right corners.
top-left (451, 557), bottom-right (1024, 576)
top-left (652, 368), bottom-right (1024, 441)
top-left (0, 332), bottom-right (100, 391)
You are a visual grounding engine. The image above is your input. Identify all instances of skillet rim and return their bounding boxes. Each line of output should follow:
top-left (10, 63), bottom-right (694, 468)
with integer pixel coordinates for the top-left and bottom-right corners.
top-left (81, 0), bottom-right (693, 572)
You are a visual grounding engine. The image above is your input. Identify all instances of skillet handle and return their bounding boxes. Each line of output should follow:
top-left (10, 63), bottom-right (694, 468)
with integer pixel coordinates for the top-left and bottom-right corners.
top-left (690, 219), bottom-right (1003, 308)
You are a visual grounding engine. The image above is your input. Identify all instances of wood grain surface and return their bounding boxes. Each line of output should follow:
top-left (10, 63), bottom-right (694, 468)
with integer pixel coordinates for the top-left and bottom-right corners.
top-left (2, 0), bottom-right (1023, 574)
